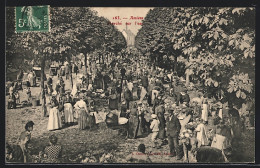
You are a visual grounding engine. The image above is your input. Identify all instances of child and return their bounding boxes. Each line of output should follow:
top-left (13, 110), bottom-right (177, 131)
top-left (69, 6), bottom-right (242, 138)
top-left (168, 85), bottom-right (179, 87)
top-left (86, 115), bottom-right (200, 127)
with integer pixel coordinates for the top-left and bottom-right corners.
top-left (126, 144), bottom-right (152, 163)
top-left (195, 119), bottom-right (208, 148)
top-left (42, 135), bottom-right (62, 163)
top-left (17, 121), bottom-right (34, 163)
top-left (8, 95), bottom-right (13, 109)
top-left (14, 90), bottom-right (20, 104)
top-left (150, 114), bottom-right (160, 148)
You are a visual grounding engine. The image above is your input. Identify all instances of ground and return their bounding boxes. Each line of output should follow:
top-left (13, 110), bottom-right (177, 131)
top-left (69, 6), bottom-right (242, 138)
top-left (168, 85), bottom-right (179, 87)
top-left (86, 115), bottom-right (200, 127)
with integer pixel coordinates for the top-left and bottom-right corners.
top-left (5, 72), bottom-right (255, 163)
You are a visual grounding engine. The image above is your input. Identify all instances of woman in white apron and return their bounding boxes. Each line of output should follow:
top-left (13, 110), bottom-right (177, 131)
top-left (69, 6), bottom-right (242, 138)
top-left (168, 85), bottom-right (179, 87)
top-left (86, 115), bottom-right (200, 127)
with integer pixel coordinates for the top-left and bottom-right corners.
top-left (47, 98), bottom-right (62, 131)
top-left (201, 99), bottom-right (209, 122)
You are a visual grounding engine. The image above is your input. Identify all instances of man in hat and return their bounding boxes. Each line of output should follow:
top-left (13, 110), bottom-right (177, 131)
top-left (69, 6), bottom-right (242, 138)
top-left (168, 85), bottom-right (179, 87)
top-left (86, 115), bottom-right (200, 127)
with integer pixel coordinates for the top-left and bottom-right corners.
top-left (166, 108), bottom-right (181, 159)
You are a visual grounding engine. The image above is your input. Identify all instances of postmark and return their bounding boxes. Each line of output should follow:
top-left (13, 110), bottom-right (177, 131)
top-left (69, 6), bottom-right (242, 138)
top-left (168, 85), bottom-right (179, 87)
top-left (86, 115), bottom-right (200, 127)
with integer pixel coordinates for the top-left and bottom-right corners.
top-left (15, 5), bottom-right (50, 32)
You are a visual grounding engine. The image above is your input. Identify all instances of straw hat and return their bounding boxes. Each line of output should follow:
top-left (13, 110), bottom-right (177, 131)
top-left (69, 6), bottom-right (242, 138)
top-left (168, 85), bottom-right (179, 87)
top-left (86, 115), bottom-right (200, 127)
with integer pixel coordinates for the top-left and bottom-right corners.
top-left (52, 92), bottom-right (57, 96)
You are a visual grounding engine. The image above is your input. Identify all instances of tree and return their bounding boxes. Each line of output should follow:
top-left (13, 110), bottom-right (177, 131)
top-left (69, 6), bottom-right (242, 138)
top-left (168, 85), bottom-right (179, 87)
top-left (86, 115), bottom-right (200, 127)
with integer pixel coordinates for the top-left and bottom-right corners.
top-left (135, 8), bottom-right (185, 72)
top-left (135, 7), bottom-right (255, 109)
top-left (6, 7), bottom-right (127, 116)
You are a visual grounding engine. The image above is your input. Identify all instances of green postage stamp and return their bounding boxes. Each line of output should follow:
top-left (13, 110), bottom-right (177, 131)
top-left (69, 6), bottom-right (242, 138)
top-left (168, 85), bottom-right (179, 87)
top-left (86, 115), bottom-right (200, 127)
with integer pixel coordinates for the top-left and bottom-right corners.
top-left (15, 5), bottom-right (50, 32)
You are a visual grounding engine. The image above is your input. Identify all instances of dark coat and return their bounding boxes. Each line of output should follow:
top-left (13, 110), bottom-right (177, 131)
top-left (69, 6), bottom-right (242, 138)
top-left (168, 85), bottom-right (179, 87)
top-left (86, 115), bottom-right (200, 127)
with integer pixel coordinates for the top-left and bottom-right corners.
top-left (181, 94), bottom-right (190, 103)
top-left (166, 115), bottom-right (181, 137)
top-left (141, 76), bottom-right (149, 88)
top-left (124, 89), bottom-right (133, 101)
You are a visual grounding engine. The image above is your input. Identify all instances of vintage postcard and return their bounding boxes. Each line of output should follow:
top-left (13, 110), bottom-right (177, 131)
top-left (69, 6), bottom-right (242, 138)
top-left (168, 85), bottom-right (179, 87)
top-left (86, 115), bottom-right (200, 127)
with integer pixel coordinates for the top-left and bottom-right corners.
top-left (5, 6), bottom-right (255, 164)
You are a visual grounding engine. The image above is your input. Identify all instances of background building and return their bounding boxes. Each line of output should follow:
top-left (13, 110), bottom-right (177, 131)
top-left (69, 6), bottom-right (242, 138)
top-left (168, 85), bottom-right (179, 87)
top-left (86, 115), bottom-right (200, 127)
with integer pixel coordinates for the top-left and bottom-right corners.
top-left (122, 25), bottom-right (135, 47)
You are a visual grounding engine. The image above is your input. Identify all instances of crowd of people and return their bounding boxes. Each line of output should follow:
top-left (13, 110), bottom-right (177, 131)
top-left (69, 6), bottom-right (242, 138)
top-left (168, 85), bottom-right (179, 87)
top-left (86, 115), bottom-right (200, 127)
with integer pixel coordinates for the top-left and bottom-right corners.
top-left (6, 54), bottom-right (252, 163)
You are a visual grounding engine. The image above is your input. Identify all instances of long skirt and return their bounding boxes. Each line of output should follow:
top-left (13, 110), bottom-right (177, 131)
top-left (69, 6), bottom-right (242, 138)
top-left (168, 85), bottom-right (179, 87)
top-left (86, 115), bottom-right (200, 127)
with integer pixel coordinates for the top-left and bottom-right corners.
top-left (137, 117), bottom-right (144, 137)
top-left (86, 113), bottom-right (95, 128)
top-left (64, 103), bottom-right (74, 123)
top-left (201, 104), bottom-right (208, 122)
top-left (47, 107), bottom-right (62, 131)
top-left (158, 127), bottom-right (166, 139)
top-left (128, 115), bottom-right (139, 139)
top-left (78, 109), bottom-right (87, 130)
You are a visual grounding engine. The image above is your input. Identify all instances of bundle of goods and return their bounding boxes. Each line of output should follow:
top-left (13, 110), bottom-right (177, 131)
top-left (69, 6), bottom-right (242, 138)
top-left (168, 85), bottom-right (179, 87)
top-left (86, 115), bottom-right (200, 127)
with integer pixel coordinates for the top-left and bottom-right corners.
top-left (185, 122), bottom-right (197, 131)
top-left (105, 111), bottom-right (119, 127)
top-left (118, 117), bottom-right (128, 125)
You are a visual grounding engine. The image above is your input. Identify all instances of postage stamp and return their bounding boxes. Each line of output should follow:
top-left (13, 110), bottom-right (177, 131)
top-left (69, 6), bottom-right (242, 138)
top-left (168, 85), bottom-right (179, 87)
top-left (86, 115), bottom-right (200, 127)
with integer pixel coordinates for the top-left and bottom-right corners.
top-left (15, 5), bottom-right (50, 32)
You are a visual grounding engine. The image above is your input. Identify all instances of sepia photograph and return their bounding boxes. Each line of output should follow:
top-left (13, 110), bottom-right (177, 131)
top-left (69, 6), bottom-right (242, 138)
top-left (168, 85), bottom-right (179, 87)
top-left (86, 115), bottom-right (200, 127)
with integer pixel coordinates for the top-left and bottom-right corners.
top-left (5, 5), bottom-right (255, 164)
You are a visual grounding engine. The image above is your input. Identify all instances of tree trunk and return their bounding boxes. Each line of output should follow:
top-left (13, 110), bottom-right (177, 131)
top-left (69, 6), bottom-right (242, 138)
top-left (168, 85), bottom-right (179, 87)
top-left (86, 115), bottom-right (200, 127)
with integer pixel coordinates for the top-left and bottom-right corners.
top-left (84, 53), bottom-right (88, 76)
top-left (69, 62), bottom-right (73, 88)
top-left (174, 55), bottom-right (177, 73)
top-left (85, 53), bottom-right (89, 86)
top-left (41, 58), bottom-right (47, 117)
top-left (185, 71), bottom-right (190, 87)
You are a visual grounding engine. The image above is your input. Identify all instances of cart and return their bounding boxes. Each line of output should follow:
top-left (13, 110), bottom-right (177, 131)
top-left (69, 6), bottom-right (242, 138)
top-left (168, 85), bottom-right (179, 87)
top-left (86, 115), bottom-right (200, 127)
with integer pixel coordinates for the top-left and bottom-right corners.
top-left (32, 66), bottom-right (41, 81)
top-left (50, 66), bottom-right (58, 76)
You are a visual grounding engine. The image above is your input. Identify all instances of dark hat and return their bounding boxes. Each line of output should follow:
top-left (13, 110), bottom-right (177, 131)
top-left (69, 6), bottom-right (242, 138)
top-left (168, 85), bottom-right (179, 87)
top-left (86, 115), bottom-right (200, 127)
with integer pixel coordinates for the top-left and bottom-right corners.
top-left (168, 108), bottom-right (174, 113)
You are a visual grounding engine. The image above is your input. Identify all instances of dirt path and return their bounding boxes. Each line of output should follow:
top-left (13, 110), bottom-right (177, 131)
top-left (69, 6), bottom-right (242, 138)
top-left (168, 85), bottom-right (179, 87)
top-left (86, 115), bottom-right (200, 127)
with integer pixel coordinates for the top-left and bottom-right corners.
top-left (5, 72), bottom-right (255, 163)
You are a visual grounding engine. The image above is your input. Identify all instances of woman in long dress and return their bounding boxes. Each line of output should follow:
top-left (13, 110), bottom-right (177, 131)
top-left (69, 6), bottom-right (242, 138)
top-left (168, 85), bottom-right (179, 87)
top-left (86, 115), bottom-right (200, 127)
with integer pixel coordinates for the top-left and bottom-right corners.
top-left (137, 102), bottom-right (145, 137)
top-left (64, 93), bottom-right (74, 126)
top-left (47, 98), bottom-right (62, 131)
top-left (74, 93), bottom-right (88, 130)
top-left (201, 99), bottom-right (209, 122)
top-left (128, 102), bottom-right (139, 139)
